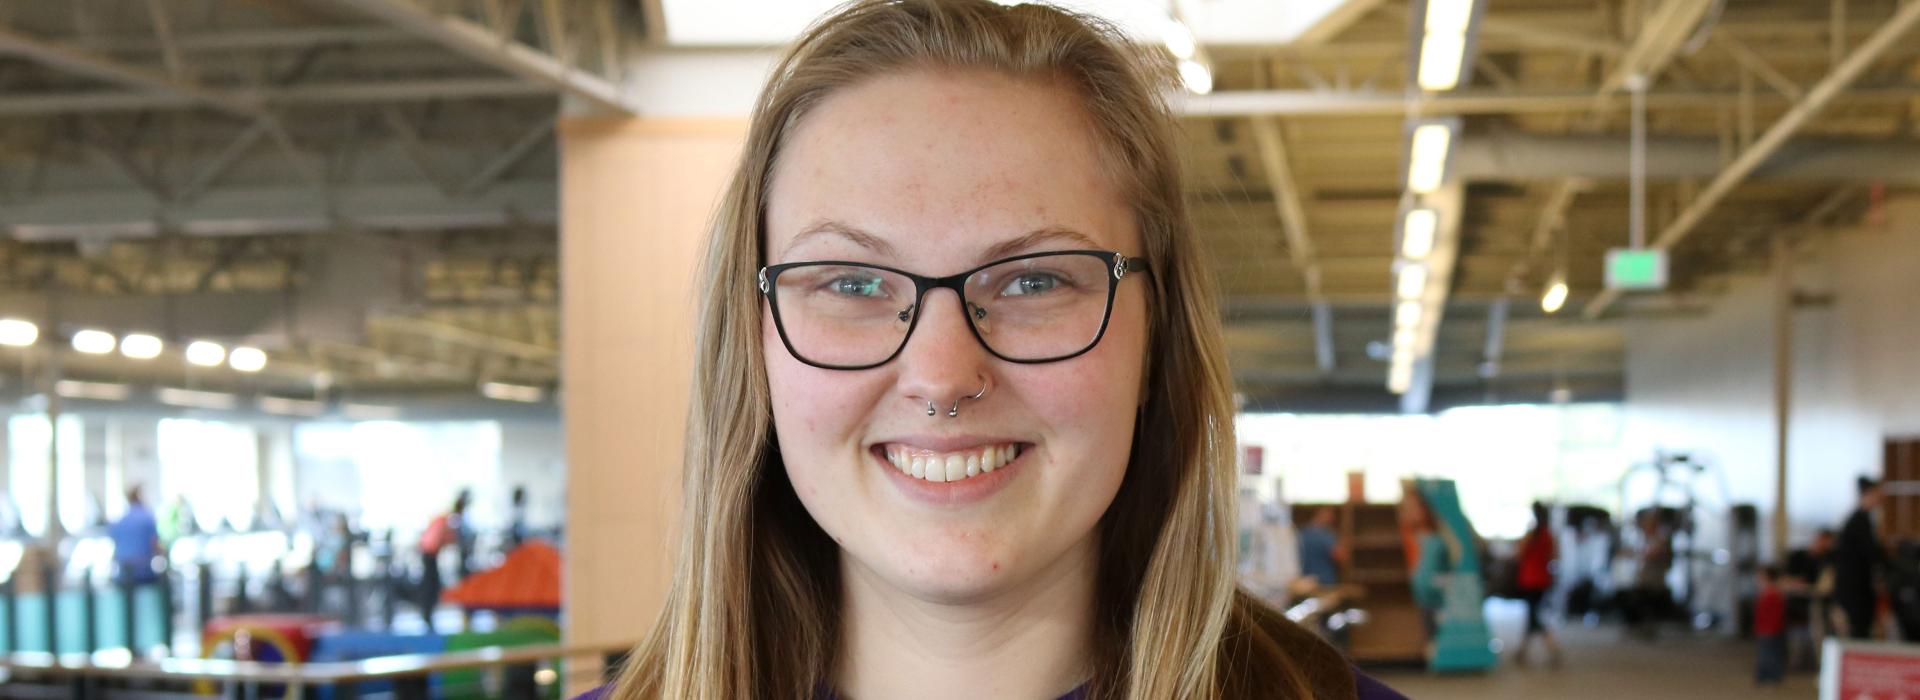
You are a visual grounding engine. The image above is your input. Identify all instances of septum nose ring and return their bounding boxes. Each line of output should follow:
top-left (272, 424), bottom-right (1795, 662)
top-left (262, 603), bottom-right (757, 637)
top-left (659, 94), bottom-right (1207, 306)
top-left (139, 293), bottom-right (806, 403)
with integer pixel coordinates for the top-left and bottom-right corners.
top-left (922, 378), bottom-right (990, 418)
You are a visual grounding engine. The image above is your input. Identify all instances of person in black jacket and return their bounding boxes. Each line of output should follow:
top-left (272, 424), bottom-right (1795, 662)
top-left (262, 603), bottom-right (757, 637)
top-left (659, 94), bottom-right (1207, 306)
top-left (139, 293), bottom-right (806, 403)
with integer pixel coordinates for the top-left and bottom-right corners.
top-left (1833, 477), bottom-right (1888, 639)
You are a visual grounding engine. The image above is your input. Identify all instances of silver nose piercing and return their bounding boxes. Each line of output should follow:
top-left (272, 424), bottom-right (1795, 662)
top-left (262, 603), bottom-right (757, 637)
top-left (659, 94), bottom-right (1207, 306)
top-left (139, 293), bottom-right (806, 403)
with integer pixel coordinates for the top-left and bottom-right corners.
top-left (947, 378), bottom-right (990, 418)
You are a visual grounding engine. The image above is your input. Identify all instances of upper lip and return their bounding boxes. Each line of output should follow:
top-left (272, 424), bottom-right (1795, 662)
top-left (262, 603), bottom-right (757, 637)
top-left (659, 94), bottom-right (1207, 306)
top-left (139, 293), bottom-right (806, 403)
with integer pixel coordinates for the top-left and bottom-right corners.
top-left (871, 434), bottom-right (1027, 453)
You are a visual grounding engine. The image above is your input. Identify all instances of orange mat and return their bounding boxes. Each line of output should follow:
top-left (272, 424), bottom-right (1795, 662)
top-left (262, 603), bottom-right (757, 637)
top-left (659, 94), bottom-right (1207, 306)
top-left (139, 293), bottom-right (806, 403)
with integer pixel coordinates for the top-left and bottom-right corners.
top-left (442, 541), bottom-right (561, 609)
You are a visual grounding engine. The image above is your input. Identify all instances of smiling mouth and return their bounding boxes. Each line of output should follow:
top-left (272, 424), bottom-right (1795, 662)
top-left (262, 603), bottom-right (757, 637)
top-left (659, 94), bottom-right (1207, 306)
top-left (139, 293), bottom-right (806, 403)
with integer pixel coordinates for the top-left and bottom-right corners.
top-left (879, 443), bottom-right (1026, 483)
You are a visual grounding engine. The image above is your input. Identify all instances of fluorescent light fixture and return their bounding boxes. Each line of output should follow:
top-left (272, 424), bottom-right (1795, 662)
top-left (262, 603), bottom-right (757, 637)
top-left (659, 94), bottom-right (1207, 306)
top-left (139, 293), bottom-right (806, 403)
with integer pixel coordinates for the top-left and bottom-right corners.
top-left (1178, 59), bottom-right (1213, 95)
top-left (480, 381), bottom-right (546, 403)
top-left (1395, 300), bottom-right (1422, 329)
top-left (228, 346), bottom-right (268, 373)
top-left (1397, 264), bottom-right (1429, 300)
top-left (1408, 123), bottom-right (1453, 193)
top-left (342, 403), bottom-right (402, 421)
top-left (1393, 327), bottom-right (1415, 349)
top-left (54, 380), bottom-right (131, 401)
top-left (1388, 357), bottom-right (1415, 394)
top-left (1424, 0), bottom-right (1477, 35)
top-left (0, 319), bottom-right (38, 347)
top-left (1541, 278), bottom-right (1570, 313)
top-left (1417, 33), bottom-right (1467, 91)
top-left (186, 341), bottom-right (226, 367)
top-left (156, 387), bottom-right (238, 410)
top-left (258, 396), bottom-right (326, 417)
top-left (1162, 18), bottom-right (1197, 60)
top-left (120, 333), bottom-right (163, 360)
top-left (72, 329), bottom-right (116, 354)
top-left (1401, 209), bottom-right (1438, 260)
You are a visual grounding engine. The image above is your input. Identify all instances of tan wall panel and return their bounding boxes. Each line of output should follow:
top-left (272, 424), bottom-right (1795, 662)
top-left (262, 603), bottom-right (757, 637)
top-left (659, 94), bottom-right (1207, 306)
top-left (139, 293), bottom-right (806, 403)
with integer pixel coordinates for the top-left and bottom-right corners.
top-left (560, 116), bottom-right (747, 692)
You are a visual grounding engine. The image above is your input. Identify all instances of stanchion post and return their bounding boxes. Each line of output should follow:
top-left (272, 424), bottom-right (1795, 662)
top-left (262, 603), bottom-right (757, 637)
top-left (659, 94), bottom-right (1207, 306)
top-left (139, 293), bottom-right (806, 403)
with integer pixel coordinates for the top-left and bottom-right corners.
top-left (159, 564), bottom-right (176, 655)
top-left (198, 561), bottom-right (215, 641)
top-left (121, 574), bottom-right (136, 653)
top-left (42, 558), bottom-right (57, 653)
top-left (81, 565), bottom-right (99, 652)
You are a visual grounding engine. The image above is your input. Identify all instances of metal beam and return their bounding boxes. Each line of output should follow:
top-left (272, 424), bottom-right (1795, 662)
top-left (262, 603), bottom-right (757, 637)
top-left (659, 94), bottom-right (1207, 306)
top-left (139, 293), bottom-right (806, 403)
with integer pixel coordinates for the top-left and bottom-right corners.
top-left (322, 0), bottom-right (639, 114)
top-left (1248, 115), bottom-right (1335, 375)
top-left (1294, 0), bottom-right (1389, 45)
top-left (180, 122), bottom-right (270, 202)
top-left (1247, 117), bottom-right (1322, 297)
top-left (1, 180), bottom-right (556, 240)
top-left (1174, 85), bottom-right (1920, 117)
top-left (1502, 0), bottom-right (1716, 305)
top-left (0, 79), bottom-right (551, 116)
top-left (457, 119), bottom-right (554, 196)
top-left (0, 25), bottom-right (262, 119)
top-left (1586, 0), bottom-right (1920, 318)
top-left (1452, 133), bottom-right (1920, 185)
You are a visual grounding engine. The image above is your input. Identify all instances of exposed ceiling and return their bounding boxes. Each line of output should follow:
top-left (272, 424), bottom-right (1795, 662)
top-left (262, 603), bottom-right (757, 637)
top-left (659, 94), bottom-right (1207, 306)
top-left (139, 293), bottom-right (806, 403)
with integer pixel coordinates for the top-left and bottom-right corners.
top-left (1, 0), bottom-right (1915, 415)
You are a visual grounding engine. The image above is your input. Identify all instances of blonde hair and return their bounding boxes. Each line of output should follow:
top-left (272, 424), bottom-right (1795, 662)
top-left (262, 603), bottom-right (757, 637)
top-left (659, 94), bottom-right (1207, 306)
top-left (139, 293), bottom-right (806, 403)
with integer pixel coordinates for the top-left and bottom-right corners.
top-left (612, 1), bottom-right (1348, 698)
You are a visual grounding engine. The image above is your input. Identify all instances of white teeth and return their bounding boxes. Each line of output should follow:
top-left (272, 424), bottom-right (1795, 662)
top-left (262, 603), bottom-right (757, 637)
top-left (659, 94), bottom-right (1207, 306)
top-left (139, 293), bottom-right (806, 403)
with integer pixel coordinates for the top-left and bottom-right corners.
top-left (882, 443), bottom-right (1022, 484)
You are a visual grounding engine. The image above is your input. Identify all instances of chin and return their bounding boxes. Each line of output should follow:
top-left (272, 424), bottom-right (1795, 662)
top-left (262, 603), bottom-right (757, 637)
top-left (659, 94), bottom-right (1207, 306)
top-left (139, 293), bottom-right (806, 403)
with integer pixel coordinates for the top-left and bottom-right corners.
top-left (871, 540), bottom-right (1022, 602)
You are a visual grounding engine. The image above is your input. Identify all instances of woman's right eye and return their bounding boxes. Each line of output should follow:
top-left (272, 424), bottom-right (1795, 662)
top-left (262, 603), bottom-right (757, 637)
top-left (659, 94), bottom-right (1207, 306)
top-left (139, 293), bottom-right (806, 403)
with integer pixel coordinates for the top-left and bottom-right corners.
top-left (826, 275), bottom-right (887, 297)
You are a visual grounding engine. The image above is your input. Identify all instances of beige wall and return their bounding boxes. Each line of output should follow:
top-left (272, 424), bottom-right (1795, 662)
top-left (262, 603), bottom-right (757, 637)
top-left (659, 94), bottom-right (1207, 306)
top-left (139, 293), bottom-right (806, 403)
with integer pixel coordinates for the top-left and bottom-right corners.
top-left (1623, 197), bottom-right (1920, 555)
top-left (560, 116), bottom-right (746, 691)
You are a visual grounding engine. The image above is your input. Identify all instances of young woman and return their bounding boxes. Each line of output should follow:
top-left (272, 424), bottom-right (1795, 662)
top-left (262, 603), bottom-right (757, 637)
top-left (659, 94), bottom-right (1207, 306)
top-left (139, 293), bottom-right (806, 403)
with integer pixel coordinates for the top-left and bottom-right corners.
top-left (592, 2), bottom-right (1404, 698)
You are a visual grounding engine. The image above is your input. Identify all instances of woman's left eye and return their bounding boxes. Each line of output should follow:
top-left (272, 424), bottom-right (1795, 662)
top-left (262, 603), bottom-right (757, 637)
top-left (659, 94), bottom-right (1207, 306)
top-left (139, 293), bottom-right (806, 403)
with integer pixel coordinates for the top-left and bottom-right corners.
top-left (998, 272), bottom-right (1064, 297)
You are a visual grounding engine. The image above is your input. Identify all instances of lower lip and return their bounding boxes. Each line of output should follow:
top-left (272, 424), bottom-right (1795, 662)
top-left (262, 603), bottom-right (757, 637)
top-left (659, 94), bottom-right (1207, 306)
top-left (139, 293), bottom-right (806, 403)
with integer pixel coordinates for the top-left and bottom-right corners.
top-left (873, 446), bottom-right (1027, 506)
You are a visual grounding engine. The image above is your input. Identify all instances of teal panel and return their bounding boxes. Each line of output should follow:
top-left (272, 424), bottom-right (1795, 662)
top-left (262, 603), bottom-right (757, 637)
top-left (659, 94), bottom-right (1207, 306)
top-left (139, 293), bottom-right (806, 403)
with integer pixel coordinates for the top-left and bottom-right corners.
top-left (13, 593), bottom-right (52, 652)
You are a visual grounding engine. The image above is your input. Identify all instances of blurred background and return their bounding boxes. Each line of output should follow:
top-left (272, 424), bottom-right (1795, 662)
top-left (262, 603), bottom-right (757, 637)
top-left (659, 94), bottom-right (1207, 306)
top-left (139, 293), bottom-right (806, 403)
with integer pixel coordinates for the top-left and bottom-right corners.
top-left (1, 0), bottom-right (1918, 698)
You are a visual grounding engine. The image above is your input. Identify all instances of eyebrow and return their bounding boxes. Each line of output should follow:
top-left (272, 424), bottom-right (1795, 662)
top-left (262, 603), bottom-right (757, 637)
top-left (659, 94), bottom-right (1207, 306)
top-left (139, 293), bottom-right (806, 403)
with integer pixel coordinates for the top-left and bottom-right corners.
top-left (979, 226), bottom-right (1104, 262)
top-left (783, 220), bottom-right (1104, 264)
top-left (784, 219), bottom-right (901, 260)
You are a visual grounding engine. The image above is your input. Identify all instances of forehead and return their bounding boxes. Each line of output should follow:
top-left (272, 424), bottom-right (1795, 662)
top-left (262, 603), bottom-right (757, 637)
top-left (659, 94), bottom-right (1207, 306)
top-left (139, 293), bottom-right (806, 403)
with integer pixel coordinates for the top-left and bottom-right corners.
top-left (764, 69), bottom-right (1134, 267)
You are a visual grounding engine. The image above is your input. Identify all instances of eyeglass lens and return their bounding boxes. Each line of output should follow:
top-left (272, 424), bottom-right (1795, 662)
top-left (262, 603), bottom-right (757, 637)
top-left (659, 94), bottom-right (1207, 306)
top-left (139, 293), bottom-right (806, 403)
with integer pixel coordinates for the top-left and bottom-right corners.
top-left (768, 252), bottom-right (1116, 368)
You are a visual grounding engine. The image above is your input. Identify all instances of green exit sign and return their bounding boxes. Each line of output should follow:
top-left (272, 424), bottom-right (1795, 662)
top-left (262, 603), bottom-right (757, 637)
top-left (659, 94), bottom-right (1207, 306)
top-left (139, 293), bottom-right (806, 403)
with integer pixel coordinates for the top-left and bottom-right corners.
top-left (1606, 248), bottom-right (1669, 290)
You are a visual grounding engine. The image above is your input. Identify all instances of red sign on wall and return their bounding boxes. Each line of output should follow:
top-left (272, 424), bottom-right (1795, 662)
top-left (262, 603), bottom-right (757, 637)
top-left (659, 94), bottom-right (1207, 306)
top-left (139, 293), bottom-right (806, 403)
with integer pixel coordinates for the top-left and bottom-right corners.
top-left (1240, 445), bottom-right (1264, 475)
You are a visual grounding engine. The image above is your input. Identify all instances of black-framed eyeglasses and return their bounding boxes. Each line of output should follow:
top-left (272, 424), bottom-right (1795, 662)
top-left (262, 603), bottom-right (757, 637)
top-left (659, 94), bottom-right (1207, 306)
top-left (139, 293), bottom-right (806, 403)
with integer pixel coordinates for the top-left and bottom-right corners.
top-left (757, 250), bottom-right (1149, 370)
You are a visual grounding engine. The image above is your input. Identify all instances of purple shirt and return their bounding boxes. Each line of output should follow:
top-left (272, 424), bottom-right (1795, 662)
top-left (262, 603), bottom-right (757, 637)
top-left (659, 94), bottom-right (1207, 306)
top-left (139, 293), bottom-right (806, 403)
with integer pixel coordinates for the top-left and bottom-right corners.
top-left (574, 670), bottom-right (1403, 699)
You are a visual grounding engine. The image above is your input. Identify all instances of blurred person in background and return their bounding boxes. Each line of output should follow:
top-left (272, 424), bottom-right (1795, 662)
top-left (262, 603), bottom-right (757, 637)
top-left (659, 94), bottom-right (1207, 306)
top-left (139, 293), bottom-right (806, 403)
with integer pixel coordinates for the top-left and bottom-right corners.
top-left (417, 490), bottom-right (469, 632)
top-left (1513, 502), bottom-right (1563, 666)
top-left (1624, 510), bottom-right (1674, 640)
top-left (109, 485), bottom-right (161, 585)
top-left (1785, 528), bottom-right (1835, 668)
top-left (508, 485), bottom-right (530, 549)
top-left (1297, 506), bottom-right (1342, 588)
top-left (1753, 566), bottom-right (1788, 686)
top-left (1834, 476), bottom-right (1888, 639)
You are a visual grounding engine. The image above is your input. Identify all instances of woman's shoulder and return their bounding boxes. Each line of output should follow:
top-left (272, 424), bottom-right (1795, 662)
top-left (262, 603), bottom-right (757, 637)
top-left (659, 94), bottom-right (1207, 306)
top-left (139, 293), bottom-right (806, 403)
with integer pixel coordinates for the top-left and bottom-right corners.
top-left (570, 687), bottom-right (610, 700)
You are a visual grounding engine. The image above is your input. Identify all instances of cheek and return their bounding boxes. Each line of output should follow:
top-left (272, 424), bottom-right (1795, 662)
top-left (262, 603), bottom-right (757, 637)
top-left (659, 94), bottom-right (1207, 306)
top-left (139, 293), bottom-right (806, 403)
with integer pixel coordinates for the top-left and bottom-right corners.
top-left (763, 317), bottom-right (881, 465)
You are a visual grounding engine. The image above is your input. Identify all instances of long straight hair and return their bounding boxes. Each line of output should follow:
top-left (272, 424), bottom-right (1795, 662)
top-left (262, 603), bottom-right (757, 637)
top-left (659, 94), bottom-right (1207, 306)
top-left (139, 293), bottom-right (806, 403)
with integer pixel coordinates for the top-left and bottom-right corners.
top-left (611, 1), bottom-right (1338, 698)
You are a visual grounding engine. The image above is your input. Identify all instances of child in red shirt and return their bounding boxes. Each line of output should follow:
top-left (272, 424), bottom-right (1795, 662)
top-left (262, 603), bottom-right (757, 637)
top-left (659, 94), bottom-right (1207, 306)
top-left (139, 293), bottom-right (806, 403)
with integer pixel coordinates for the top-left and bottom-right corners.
top-left (1754, 566), bottom-right (1787, 685)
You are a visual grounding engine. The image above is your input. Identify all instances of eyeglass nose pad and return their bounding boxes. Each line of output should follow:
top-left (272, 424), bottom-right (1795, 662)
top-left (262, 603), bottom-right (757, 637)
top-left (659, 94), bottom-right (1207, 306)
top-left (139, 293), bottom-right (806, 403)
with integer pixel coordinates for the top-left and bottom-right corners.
top-left (968, 302), bottom-right (991, 336)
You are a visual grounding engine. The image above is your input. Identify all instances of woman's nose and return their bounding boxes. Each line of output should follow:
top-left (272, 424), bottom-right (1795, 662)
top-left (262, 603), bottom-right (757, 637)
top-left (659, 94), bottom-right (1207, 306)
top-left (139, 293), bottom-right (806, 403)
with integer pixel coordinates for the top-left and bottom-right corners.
top-left (892, 288), bottom-right (991, 408)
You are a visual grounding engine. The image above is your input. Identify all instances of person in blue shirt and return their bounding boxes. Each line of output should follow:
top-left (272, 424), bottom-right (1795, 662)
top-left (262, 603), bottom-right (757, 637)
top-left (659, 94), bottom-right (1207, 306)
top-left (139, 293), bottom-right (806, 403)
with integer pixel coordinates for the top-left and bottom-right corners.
top-left (1298, 507), bottom-right (1343, 587)
top-left (109, 485), bottom-right (161, 585)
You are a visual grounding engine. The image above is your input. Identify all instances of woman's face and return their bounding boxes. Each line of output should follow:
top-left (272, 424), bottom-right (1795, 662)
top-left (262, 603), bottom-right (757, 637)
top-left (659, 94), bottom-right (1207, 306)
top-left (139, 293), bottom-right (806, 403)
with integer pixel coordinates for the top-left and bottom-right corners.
top-left (762, 69), bottom-right (1148, 603)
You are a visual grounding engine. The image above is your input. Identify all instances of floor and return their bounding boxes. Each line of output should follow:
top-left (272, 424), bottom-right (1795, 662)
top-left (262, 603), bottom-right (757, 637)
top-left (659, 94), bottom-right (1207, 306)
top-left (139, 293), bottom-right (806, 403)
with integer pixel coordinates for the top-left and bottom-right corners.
top-left (1370, 601), bottom-right (1820, 699)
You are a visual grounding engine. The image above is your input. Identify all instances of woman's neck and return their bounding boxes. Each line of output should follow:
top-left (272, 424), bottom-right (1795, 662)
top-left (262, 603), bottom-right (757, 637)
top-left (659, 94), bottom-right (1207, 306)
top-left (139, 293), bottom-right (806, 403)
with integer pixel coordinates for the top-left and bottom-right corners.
top-left (835, 536), bottom-right (1098, 700)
